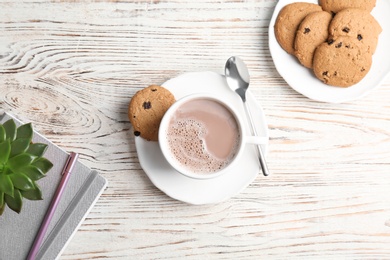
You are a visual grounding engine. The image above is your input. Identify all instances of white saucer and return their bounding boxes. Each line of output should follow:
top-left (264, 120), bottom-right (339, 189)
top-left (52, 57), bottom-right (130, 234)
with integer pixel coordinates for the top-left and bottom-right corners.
top-left (269, 0), bottom-right (390, 103)
top-left (135, 71), bottom-right (269, 205)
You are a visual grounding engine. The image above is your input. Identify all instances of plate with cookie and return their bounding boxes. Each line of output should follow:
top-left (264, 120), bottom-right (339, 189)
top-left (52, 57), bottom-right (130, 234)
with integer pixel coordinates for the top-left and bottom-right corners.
top-left (129, 71), bottom-right (269, 205)
top-left (269, 0), bottom-right (390, 103)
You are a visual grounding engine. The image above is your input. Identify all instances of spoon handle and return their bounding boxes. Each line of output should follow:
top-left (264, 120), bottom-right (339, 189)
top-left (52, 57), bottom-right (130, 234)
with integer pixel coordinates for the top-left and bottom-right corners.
top-left (244, 102), bottom-right (270, 176)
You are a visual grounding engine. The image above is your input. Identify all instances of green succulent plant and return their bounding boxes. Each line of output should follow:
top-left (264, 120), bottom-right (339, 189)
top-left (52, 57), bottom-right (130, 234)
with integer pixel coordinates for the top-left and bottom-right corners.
top-left (0, 119), bottom-right (53, 216)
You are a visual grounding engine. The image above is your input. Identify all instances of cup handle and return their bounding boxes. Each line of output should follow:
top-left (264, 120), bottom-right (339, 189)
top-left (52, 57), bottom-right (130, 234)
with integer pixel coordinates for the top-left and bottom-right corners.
top-left (244, 136), bottom-right (268, 145)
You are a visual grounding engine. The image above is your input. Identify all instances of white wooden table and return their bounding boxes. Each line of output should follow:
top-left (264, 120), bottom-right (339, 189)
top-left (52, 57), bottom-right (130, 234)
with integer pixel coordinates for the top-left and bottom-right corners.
top-left (1, 1), bottom-right (390, 259)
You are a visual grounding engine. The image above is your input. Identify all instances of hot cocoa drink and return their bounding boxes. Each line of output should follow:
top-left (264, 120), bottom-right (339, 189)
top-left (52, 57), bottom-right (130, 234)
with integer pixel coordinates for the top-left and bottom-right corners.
top-left (166, 98), bottom-right (240, 174)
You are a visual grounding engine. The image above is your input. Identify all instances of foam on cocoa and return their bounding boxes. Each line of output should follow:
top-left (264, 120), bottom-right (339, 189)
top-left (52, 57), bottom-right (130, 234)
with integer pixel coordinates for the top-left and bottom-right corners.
top-left (165, 99), bottom-right (240, 174)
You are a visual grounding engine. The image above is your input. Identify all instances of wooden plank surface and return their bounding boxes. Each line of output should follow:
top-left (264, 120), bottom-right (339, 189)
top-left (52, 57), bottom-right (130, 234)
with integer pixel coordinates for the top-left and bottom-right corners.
top-left (1, 0), bottom-right (390, 259)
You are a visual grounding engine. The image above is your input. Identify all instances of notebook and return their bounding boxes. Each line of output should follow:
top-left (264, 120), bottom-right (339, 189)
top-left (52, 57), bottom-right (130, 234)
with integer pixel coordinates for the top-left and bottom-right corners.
top-left (0, 111), bottom-right (108, 260)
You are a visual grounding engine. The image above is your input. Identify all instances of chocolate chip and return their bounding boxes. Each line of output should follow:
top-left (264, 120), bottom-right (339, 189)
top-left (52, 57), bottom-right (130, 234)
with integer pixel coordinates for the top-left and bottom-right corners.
top-left (342, 27), bottom-right (350, 33)
top-left (334, 71), bottom-right (338, 76)
top-left (361, 67), bottom-right (366, 72)
top-left (151, 88), bottom-right (157, 92)
top-left (304, 28), bottom-right (311, 34)
top-left (143, 101), bottom-right (151, 109)
top-left (322, 71), bottom-right (329, 76)
top-left (336, 42), bottom-right (342, 48)
top-left (134, 131), bottom-right (141, 136)
top-left (328, 39), bottom-right (335, 45)
top-left (345, 44), bottom-right (351, 49)
top-left (357, 34), bottom-right (363, 41)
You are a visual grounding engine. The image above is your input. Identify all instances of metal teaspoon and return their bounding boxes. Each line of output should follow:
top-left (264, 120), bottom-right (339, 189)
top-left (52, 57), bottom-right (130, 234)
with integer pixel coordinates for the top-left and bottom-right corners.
top-left (225, 56), bottom-right (270, 176)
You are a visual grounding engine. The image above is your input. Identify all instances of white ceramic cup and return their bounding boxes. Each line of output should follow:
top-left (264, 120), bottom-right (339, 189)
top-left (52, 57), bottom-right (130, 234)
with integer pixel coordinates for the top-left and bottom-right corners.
top-left (158, 93), bottom-right (267, 180)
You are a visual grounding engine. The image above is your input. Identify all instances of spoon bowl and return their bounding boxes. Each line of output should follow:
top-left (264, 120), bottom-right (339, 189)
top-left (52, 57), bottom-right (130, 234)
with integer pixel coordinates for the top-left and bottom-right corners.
top-left (225, 57), bottom-right (250, 97)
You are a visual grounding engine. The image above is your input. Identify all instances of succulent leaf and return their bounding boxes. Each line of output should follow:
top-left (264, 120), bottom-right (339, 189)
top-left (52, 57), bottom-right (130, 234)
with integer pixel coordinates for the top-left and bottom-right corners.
top-left (0, 139), bottom-right (11, 164)
top-left (20, 183), bottom-right (43, 201)
top-left (21, 165), bottom-right (45, 181)
top-left (0, 192), bottom-right (4, 215)
top-left (10, 138), bottom-right (31, 158)
top-left (26, 143), bottom-right (48, 158)
top-left (0, 173), bottom-right (14, 197)
top-left (5, 189), bottom-right (23, 214)
top-left (32, 158), bottom-right (53, 174)
top-left (0, 203), bottom-right (4, 215)
top-left (0, 125), bottom-right (5, 143)
top-left (0, 192), bottom-right (4, 208)
top-left (7, 153), bottom-right (36, 172)
top-left (0, 119), bottom-right (53, 215)
top-left (3, 119), bottom-right (17, 142)
top-left (16, 123), bottom-right (33, 141)
top-left (9, 173), bottom-right (35, 191)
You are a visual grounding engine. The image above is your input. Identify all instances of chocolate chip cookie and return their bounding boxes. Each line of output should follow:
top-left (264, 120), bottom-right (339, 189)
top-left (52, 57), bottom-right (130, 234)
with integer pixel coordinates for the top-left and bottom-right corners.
top-left (128, 85), bottom-right (175, 141)
top-left (294, 11), bottom-right (333, 68)
top-left (328, 8), bottom-right (382, 55)
top-left (313, 36), bottom-right (372, 87)
top-left (319, 0), bottom-right (376, 14)
top-left (274, 2), bottom-right (323, 55)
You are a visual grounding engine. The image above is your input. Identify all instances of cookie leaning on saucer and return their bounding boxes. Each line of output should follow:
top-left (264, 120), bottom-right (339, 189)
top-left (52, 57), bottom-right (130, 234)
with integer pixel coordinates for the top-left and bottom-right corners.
top-left (274, 2), bottom-right (323, 55)
top-left (319, 0), bottom-right (376, 14)
top-left (313, 36), bottom-right (372, 87)
top-left (128, 85), bottom-right (175, 141)
top-left (294, 11), bottom-right (333, 69)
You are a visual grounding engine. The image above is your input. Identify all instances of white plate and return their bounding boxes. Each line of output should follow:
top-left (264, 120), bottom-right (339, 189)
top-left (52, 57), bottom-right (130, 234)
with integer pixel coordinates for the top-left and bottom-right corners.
top-left (135, 71), bottom-right (269, 205)
top-left (269, 0), bottom-right (390, 103)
